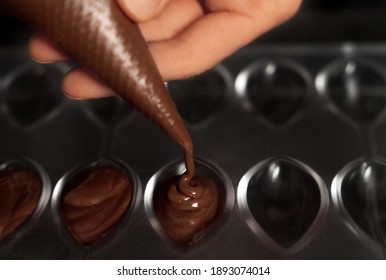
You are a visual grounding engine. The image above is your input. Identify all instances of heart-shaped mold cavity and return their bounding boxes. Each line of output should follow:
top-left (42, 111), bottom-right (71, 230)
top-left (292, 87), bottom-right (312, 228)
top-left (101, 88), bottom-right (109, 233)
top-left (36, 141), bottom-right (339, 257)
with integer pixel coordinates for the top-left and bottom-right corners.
top-left (0, 158), bottom-right (50, 243)
top-left (167, 65), bottom-right (231, 125)
top-left (316, 59), bottom-right (386, 124)
top-left (85, 96), bottom-right (133, 128)
top-left (51, 159), bottom-right (140, 247)
top-left (238, 157), bottom-right (329, 255)
top-left (235, 59), bottom-right (312, 126)
top-left (332, 158), bottom-right (386, 249)
top-left (2, 63), bottom-right (65, 128)
top-left (145, 159), bottom-right (233, 249)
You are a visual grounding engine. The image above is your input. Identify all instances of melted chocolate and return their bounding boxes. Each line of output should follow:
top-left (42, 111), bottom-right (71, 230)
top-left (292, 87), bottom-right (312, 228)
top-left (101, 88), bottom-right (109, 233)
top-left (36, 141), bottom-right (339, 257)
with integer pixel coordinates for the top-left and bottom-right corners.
top-left (0, 168), bottom-right (42, 240)
top-left (154, 175), bottom-right (220, 246)
top-left (1, 0), bottom-right (221, 243)
top-left (61, 167), bottom-right (132, 246)
top-left (0, 0), bottom-right (193, 176)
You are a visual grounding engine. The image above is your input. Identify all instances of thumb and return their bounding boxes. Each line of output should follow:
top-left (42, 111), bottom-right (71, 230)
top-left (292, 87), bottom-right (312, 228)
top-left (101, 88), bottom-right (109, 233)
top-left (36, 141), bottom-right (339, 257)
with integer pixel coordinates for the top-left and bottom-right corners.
top-left (117, 0), bottom-right (171, 22)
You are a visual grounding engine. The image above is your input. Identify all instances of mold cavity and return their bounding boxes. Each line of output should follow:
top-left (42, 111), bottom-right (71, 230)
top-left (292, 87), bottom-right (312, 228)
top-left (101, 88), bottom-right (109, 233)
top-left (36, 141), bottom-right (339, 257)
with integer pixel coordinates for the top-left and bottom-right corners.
top-left (5, 64), bottom-right (63, 126)
top-left (0, 158), bottom-right (50, 243)
top-left (52, 159), bottom-right (139, 247)
top-left (3, 63), bottom-right (65, 127)
top-left (235, 59), bottom-right (312, 126)
top-left (167, 65), bottom-right (231, 125)
top-left (333, 159), bottom-right (386, 248)
top-left (86, 96), bottom-right (133, 127)
top-left (238, 157), bottom-right (328, 255)
top-left (145, 159), bottom-right (233, 249)
top-left (316, 59), bottom-right (386, 123)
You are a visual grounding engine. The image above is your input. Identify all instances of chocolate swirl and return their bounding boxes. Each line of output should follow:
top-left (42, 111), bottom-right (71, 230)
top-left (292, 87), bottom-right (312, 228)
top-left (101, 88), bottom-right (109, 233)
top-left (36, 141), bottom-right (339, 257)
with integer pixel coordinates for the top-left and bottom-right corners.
top-left (154, 175), bottom-right (220, 246)
top-left (61, 167), bottom-right (132, 246)
top-left (0, 0), bottom-right (222, 245)
top-left (0, 168), bottom-right (42, 240)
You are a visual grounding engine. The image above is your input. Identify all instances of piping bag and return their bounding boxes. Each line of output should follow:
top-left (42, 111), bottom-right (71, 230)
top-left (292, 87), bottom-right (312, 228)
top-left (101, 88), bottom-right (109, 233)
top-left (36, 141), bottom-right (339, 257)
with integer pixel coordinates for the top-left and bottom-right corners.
top-left (0, 0), bottom-right (195, 181)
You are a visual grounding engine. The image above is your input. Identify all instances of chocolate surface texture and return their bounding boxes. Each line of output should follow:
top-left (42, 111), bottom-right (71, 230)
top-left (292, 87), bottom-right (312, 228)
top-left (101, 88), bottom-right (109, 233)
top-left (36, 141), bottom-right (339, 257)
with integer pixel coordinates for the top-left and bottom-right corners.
top-left (0, 168), bottom-right (42, 240)
top-left (155, 175), bottom-right (220, 246)
top-left (61, 167), bottom-right (133, 246)
top-left (1, 0), bottom-right (221, 245)
top-left (0, 0), bottom-right (193, 172)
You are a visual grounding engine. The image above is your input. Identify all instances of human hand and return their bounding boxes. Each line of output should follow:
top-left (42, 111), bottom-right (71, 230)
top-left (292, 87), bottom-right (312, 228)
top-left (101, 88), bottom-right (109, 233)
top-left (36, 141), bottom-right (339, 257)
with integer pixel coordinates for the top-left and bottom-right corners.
top-left (28, 0), bottom-right (302, 99)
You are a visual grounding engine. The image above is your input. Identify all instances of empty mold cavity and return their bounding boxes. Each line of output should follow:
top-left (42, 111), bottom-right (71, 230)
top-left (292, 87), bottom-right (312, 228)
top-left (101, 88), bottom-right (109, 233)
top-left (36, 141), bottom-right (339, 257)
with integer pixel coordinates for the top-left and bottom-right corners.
top-left (85, 96), bottom-right (133, 128)
top-left (238, 157), bottom-right (329, 255)
top-left (2, 63), bottom-right (66, 128)
top-left (332, 158), bottom-right (386, 249)
top-left (51, 158), bottom-right (140, 248)
top-left (167, 65), bottom-right (232, 125)
top-left (235, 59), bottom-right (313, 126)
top-left (316, 59), bottom-right (386, 124)
top-left (0, 157), bottom-right (50, 245)
top-left (145, 159), bottom-right (234, 250)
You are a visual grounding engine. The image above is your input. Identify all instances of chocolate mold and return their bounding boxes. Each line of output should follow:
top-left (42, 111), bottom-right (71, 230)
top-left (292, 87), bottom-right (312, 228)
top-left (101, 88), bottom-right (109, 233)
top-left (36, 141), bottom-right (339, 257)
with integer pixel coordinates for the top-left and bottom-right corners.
top-left (0, 157), bottom-right (50, 247)
top-left (167, 64), bottom-right (232, 126)
top-left (144, 158), bottom-right (234, 251)
top-left (235, 59), bottom-right (313, 126)
top-left (1, 62), bottom-right (67, 129)
top-left (238, 157), bottom-right (329, 255)
top-left (3, 45), bottom-right (386, 259)
top-left (84, 97), bottom-right (135, 157)
top-left (332, 158), bottom-right (386, 254)
top-left (316, 58), bottom-right (386, 125)
top-left (51, 158), bottom-right (141, 258)
top-left (85, 96), bottom-right (133, 129)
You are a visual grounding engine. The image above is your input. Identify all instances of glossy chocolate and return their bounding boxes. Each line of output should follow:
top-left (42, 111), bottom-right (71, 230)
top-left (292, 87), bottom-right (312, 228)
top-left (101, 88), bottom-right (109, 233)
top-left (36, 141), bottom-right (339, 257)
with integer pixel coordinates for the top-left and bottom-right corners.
top-left (154, 175), bottom-right (220, 246)
top-left (0, 168), bottom-right (42, 240)
top-left (0, 0), bottom-right (223, 243)
top-left (0, 0), bottom-right (194, 176)
top-left (61, 167), bottom-right (133, 246)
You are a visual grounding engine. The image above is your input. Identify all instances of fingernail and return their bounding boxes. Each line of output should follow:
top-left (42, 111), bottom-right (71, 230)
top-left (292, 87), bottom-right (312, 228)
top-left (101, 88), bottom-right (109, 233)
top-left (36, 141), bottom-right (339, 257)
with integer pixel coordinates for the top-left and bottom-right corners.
top-left (119, 0), bottom-right (164, 21)
top-left (61, 89), bottom-right (85, 100)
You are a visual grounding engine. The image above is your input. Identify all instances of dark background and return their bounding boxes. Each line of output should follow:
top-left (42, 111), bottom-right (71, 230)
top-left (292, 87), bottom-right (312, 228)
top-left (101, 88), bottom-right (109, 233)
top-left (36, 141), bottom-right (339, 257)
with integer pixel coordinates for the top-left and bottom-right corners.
top-left (260, 0), bottom-right (386, 43)
top-left (1, 0), bottom-right (386, 46)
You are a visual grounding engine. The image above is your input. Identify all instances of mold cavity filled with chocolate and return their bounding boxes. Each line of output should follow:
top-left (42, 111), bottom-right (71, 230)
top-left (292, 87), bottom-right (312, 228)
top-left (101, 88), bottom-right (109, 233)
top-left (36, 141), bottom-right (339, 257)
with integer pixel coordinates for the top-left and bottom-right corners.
top-left (0, 167), bottom-right (42, 240)
top-left (2, 0), bottom-right (223, 248)
top-left (147, 159), bottom-right (232, 248)
top-left (61, 167), bottom-right (133, 246)
top-left (154, 175), bottom-right (220, 246)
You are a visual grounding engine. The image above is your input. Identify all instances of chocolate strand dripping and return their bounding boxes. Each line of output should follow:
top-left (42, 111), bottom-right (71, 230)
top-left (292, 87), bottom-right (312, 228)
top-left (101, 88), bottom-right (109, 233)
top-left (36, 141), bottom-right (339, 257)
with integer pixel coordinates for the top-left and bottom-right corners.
top-left (1, 0), bottom-right (222, 245)
top-left (0, 0), bottom-right (195, 181)
top-left (154, 175), bottom-right (220, 246)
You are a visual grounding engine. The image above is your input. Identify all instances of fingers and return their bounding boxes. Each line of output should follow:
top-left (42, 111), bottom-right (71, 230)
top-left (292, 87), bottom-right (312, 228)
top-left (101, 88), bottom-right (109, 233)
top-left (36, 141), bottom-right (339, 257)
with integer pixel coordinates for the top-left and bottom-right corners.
top-left (138, 0), bottom-right (204, 42)
top-left (116, 0), bottom-right (171, 22)
top-left (28, 35), bottom-right (69, 63)
top-left (29, 0), bottom-right (302, 97)
top-left (205, 0), bottom-right (302, 28)
top-left (62, 68), bottom-right (116, 99)
top-left (148, 0), bottom-right (303, 80)
top-left (28, 37), bottom-right (114, 99)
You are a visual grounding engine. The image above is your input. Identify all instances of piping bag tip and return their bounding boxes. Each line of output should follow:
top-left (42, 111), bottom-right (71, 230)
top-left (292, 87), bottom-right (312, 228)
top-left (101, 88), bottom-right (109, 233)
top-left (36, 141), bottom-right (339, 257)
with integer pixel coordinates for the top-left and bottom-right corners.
top-left (1, 0), bottom-right (193, 170)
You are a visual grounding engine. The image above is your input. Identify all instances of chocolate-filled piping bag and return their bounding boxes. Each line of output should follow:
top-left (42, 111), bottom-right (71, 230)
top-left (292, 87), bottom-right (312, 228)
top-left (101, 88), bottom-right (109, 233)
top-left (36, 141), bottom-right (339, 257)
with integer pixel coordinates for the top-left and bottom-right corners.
top-left (0, 0), bottom-right (195, 179)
